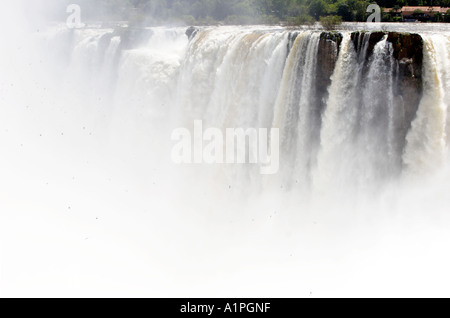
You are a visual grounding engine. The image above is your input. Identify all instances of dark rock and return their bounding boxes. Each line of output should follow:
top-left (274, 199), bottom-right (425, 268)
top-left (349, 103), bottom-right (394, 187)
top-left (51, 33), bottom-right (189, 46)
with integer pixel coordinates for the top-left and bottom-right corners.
top-left (287, 31), bottom-right (300, 57)
top-left (186, 26), bottom-right (199, 40)
top-left (320, 32), bottom-right (343, 52)
top-left (387, 32), bottom-right (423, 65)
top-left (351, 31), bottom-right (385, 59)
top-left (350, 31), bottom-right (424, 161)
top-left (316, 32), bottom-right (342, 114)
top-left (387, 32), bottom-right (423, 150)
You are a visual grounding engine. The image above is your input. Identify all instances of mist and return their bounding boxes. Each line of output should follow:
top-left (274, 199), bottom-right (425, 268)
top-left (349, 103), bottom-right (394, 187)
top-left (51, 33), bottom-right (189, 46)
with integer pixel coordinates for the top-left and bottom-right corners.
top-left (1, 1), bottom-right (450, 298)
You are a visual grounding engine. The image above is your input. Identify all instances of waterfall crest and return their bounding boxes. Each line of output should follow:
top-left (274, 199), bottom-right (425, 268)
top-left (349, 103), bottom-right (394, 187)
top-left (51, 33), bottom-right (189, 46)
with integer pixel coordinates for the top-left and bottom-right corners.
top-left (41, 26), bottom-right (450, 195)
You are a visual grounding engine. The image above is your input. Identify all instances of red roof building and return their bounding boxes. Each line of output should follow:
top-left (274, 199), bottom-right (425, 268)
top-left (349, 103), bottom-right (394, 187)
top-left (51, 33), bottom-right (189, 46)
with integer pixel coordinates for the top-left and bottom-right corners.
top-left (385, 6), bottom-right (450, 21)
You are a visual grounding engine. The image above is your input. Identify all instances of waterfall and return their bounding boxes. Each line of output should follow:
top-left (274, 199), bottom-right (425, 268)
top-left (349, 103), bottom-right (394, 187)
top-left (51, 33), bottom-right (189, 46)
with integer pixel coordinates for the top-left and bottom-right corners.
top-left (39, 26), bottom-right (450, 196)
top-left (3, 14), bottom-right (450, 297)
top-left (175, 27), bottom-right (289, 130)
top-left (404, 34), bottom-right (449, 176)
top-left (314, 34), bottom-right (360, 193)
top-left (273, 31), bottom-right (321, 189)
top-left (357, 36), bottom-right (399, 185)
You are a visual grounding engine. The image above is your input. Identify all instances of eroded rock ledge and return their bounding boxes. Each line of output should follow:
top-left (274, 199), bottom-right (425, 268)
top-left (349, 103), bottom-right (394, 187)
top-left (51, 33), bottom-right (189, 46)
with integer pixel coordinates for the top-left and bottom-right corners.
top-left (316, 32), bottom-right (343, 114)
top-left (351, 31), bottom-right (423, 143)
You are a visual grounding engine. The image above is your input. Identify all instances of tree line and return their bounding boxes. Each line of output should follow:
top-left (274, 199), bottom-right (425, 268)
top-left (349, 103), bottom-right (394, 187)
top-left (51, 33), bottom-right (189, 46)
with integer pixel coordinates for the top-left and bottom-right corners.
top-left (59, 0), bottom-right (450, 24)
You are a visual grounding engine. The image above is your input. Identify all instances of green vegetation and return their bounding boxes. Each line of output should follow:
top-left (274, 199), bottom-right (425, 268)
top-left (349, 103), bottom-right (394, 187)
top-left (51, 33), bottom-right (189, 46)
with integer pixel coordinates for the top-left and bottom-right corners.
top-left (58, 0), bottom-right (450, 25)
top-left (320, 15), bottom-right (343, 30)
top-left (286, 14), bottom-right (316, 26)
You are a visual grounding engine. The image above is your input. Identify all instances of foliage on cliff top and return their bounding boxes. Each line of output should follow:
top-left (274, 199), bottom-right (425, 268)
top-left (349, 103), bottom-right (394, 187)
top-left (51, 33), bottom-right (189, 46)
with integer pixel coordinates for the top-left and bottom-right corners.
top-left (320, 15), bottom-right (343, 30)
top-left (54, 0), bottom-right (450, 25)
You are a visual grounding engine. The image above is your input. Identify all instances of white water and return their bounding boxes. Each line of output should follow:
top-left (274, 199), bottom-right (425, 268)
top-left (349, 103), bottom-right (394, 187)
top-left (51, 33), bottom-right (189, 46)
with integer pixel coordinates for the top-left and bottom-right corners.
top-left (273, 32), bottom-right (321, 189)
top-left (2, 6), bottom-right (450, 297)
top-left (404, 35), bottom-right (449, 176)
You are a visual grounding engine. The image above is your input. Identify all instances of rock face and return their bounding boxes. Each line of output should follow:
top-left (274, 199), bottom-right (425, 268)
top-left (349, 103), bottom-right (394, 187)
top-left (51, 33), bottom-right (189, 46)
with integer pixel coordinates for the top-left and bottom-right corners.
top-left (306, 31), bottom-right (424, 163)
top-left (350, 31), bottom-right (423, 153)
top-left (316, 32), bottom-right (343, 114)
top-left (287, 32), bottom-right (299, 56)
top-left (351, 31), bottom-right (385, 57)
top-left (350, 32), bottom-right (423, 116)
top-left (186, 26), bottom-right (199, 40)
top-left (387, 32), bottom-right (423, 132)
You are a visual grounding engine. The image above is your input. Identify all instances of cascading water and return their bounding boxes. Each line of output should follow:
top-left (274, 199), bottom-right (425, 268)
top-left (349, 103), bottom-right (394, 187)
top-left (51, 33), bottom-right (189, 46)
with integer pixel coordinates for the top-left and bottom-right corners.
top-left (315, 33), bottom-right (404, 197)
top-left (39, 26), bottom-right (450, 194)
top-left (273, 31), bottom-right (321, 189)
top-left (404, 34), bottom-right (450, 176)
top-left (3, 13), bottom-right (450, 297)
top-left (314, 34), bottom-right (361, 194)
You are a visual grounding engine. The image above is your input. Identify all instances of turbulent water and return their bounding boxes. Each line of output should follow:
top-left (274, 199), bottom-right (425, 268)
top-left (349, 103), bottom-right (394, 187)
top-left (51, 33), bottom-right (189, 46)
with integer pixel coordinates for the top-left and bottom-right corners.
top-left (40, 25), bottom-right (450, 192)
top-left (2, 16), bottom-right (450, 297)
